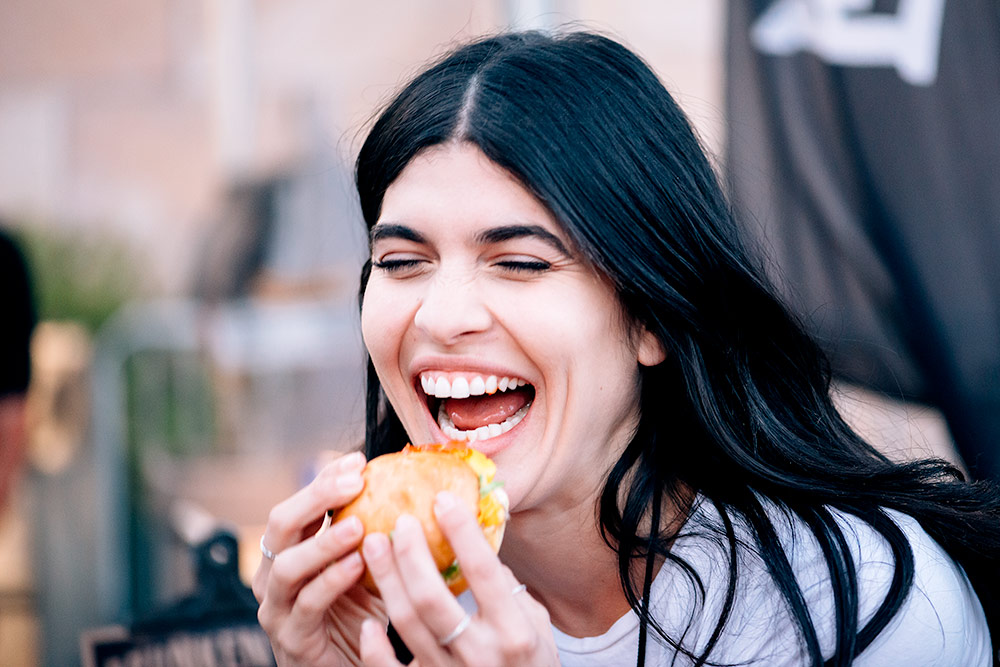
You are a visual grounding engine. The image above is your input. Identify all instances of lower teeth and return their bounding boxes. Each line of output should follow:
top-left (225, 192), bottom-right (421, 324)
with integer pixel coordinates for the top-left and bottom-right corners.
top-left (437, 403), bottom-right (529, 442)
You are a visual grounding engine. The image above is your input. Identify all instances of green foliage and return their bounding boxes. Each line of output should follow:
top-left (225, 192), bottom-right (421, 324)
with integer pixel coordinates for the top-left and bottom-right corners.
top-left (8, 224), bottom-right (145, 333)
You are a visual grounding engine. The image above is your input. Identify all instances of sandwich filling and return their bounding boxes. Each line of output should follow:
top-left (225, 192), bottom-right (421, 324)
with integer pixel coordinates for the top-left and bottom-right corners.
top-left (420, 373), bottom-right (535, 442)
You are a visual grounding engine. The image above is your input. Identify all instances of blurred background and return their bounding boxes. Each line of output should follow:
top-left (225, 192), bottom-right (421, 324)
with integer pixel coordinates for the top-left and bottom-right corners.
top-left (2, 0), bottom-right (994, 665)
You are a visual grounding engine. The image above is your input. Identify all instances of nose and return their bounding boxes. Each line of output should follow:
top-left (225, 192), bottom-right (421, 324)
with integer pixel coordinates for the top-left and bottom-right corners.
top-left (412, 270), bottom-right (492, 345)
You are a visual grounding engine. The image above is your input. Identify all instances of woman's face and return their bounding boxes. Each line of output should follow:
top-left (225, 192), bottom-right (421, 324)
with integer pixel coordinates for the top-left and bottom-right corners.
top-left (361, 142), bottom-right (663, 513)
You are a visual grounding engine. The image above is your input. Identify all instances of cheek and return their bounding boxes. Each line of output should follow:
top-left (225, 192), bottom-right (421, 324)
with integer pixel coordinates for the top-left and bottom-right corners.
top-left (361, 287), bottom-right (418, 426)
top-left (359, 302), bottom-right (382, 361)
top-left (360, 280), bottom-right (406, 368)
top-left (514, 288), bottom-right (632, 365)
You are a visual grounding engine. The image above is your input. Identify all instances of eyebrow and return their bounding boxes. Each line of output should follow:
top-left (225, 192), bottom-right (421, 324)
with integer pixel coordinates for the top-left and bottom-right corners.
top-left (370, 222), bottom-right (571, 255)
top-left (369, 223), bottom-right (426, 246)
top-left (474, 224), bottom-right (570, 255)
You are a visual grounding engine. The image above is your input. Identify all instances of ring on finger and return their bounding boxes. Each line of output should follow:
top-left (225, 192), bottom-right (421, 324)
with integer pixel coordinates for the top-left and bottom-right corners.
top-left (438, 612), bottom-right (472, 647)
top-left (511, 583), bottom-right (527, 596)
top-left (260, 535), bottom-right (277, 561)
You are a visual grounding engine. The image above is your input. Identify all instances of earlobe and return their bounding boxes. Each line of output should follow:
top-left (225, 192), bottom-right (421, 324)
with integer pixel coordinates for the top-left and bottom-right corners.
top-left (637, 329), bottom-right (666, 367)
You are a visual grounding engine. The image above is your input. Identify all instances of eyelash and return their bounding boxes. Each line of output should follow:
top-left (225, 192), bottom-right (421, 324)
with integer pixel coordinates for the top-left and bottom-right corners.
top-left (495, 260), bottom-right (551, 273)
top-left (371, 258), bottom-right (552, 275)
top-left (372, 258), bottom-right (421, 273)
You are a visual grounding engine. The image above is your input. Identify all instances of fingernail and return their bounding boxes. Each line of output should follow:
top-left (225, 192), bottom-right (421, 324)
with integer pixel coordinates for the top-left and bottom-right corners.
top-left (395, 513), bottom-right (420, 534)
top-left (435, 491), bottom-right (457, 514)
top-left (363, 533), bottom-right (388, 559)
top-left (333, 515), bottom-right (362, 540)
top-left (343, 550), bottom-right (363, 571)
top-left (340, 451), bottom-right (365, 470)
top-left (360, 618), bottom-right (380, 641)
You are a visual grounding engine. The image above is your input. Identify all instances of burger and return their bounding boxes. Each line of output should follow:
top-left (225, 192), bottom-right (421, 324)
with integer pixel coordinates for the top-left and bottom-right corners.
top-left (333, 443), bottom-right (509, 595)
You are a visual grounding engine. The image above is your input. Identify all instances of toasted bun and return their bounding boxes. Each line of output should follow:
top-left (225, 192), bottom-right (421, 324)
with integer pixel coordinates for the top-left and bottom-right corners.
top-left (334, 444), bottom-right (508, 595)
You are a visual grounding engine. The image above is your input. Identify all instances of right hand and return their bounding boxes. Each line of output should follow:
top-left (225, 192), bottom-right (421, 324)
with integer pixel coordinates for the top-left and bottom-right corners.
top-left (253, 451), bottom-right (387, 667)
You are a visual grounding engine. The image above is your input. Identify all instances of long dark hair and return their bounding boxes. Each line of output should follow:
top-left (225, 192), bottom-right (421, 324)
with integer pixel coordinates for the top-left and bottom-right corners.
top-left (355, 31), bottom-right (1000, 666)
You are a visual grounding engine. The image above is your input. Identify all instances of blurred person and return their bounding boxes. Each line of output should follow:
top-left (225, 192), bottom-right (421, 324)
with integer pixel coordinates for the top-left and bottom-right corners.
top-left (725, 1), bottom-right (1000, 482)
top-left (254, 31), bottom-right (999, 666)
top-left (0, 227), bottom-right (36, 509)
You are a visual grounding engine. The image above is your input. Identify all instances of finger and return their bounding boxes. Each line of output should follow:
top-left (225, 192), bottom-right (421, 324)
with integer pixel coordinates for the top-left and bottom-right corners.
top-left (263, 550), bottom-right (366, 650)
top-left (252, 554), bottom-right (273, 603)
top-left (359, 619), bottom-right (405, 667)
top-left (263, 451), bottom-right (366, 555)
top-left (390, 514), bottom-right (473, 647)
top-left (433, 492), bottom-right (535, 645)
top-left (362, 531), bottom-right (444, 663)
top-left (433, 491), bottom-right (513, 620)
top-left (280, 550), bottom-right (366, 637)
top-left (258, 515), bottom-right (365, 624)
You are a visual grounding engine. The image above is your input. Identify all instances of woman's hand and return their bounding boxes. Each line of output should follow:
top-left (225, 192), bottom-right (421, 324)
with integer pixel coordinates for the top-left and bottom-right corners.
top-left (253, 451), bottom-right (387, 667)
top-left (358, 490), bottom-right (560, 667)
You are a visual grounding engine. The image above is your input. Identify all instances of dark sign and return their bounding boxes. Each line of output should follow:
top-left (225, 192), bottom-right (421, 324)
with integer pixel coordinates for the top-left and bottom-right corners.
top-left (81, 623), bottom-right (276, 667)
top-left (82, 532), bottom-right (276, 667)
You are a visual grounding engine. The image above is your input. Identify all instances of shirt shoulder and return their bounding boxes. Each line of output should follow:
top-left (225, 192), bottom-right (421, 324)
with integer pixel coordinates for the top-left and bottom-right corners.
top-left (846, 509), bottom-right (992, 666)
top-left (543, 499), bottom-right (992, 666)
top-left (664, 499), bottom-right (992, 666)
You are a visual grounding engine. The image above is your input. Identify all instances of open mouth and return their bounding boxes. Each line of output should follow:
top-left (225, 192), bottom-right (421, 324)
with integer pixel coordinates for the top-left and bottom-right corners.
top-left (418, 372), bottom-right (535, 443)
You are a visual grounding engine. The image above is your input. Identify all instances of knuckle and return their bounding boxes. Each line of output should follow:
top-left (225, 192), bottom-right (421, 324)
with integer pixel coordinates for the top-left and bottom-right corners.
top-left (267, 503), bottom-right (296, 536)
top-left (320, 558), bottom-right (355, 592)
top-left (504, 634), bottom-right (536, 657)
top-left (268, 559), bottom-right (296, 589)
top-left (256, 603), bottom-right (274, 632)
top-left (407, 583), bottom-right (439, 613)
top-left (388, 604), bottom-right (417, 629)
top-left (273, 627), bottom-right (304, 658)
top-left (460, 555), bottom-right (498, 583)
top-left (295, 589), bottom-right (325, 617)
top-left (251, 577), bottom-right (265, 603)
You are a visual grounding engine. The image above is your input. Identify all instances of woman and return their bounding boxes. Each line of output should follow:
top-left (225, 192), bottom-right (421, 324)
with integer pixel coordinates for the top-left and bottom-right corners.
top-left (254, 31), bottom-right (999, 666)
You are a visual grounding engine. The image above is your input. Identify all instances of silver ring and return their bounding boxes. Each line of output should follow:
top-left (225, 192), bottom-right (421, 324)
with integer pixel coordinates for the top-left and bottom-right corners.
top-left (511, 583), bottom-right (527, 596)
top-left (438, 612), bottom-right (472, 647)
top-left (260, 535), bottom-right (277, 561)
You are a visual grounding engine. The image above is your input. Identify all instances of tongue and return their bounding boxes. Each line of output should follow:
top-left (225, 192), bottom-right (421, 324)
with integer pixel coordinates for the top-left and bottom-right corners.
top-left (444, 386), bottom-right (531, 430)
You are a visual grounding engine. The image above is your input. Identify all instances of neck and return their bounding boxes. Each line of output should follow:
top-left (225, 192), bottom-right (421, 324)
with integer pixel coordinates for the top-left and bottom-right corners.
top-left (502, 498), bottom-right (629, 637)
top-left (499, 482), bottom-right (694, 638)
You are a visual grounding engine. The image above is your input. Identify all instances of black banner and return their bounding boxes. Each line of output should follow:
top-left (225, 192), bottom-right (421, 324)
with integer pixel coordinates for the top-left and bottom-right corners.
top-left (725, 0), bottom-right (1000, 481)
top-left (81, 623), bottom-right (276, 667)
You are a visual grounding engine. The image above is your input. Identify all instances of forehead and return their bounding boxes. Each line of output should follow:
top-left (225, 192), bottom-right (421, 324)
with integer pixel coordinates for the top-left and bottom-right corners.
top-left (377, 143), bottom-right (562, 237)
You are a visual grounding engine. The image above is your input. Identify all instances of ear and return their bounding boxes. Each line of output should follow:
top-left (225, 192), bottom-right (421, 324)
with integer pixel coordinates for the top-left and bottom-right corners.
top-left (637, 328), bottom-right (666, 367)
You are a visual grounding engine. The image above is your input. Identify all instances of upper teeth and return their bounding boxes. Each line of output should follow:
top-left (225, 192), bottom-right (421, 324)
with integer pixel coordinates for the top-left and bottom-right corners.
top-left (420, 374), bottom-right (527, 399)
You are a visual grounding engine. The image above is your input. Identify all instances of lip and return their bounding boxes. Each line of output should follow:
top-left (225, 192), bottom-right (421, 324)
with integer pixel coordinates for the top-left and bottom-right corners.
top-left (423, 404), bottom-right (530, 459)
top-left (411, 355), bottom-right (535, 458)
top-left (410, 354), bottom-right (531, 380)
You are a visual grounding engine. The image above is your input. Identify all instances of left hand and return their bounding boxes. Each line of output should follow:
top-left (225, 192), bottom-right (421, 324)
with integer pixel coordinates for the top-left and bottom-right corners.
top-left (357, 490), bottom-right (559, 667)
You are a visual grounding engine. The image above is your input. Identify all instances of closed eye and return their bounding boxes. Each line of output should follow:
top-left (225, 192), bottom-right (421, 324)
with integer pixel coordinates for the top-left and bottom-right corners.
top-left (495, 259), bottom-right (551, 273)
top-left (373, 257), bottom-right (425, 273)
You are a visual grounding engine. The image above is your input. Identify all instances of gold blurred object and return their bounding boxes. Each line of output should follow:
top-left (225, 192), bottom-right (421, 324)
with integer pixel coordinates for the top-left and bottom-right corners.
top-left (25, 322), bottom-right (93, 475)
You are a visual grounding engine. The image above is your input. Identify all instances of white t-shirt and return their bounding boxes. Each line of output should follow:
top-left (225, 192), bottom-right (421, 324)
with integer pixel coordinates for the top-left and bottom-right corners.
top-left (466, 498), bottom-right (992, 666)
